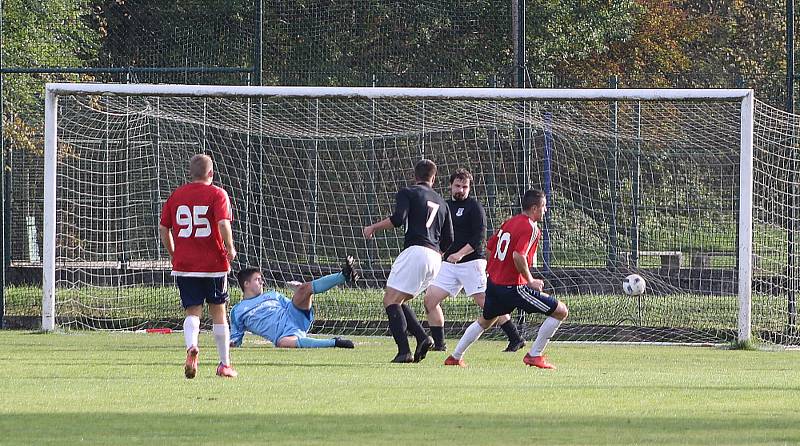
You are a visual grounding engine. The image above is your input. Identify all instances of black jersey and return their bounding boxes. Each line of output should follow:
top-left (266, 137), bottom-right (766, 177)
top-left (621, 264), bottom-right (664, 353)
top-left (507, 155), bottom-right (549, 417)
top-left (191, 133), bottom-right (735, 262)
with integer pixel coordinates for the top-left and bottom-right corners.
top-left (442, 196), bottom-right (487, 263)
top-left (389, 183), bottom-right (453, 252)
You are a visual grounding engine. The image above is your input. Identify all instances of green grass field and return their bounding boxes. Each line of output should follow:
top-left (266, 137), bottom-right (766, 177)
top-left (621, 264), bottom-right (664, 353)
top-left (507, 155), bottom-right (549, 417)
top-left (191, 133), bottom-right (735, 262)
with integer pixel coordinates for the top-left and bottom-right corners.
top-left (6, 284), bottom-right (794, 343)
top-left (1, 331), bottom-right (798, 445)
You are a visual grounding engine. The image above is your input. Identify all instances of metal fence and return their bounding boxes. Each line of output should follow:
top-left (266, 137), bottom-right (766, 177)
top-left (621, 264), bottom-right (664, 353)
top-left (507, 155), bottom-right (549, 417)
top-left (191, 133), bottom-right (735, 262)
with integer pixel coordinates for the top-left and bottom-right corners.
top-left (0, 0), bottom-right (794, 327)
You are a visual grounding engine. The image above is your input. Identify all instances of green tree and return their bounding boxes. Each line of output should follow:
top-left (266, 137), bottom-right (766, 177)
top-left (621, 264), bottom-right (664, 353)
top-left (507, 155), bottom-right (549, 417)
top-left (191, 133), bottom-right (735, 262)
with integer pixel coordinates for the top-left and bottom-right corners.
top-left (527, 0), bottom-right (641, 83)
top-left (91, 0), bottom-right (255, 71)
top-left (680, 0), bottom-right (786, 97)
top-left (2, 0), bottom-right (100, 152)
top-left (553, 0), bottom-right (708, 87)
top-left (262, 0), bottom-right (513, 87)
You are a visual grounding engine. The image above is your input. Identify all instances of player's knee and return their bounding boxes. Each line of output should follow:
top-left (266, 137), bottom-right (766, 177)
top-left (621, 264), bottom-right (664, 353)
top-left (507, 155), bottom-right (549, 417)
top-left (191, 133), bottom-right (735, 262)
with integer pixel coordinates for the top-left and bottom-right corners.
top-left (423, 294), bottom-right (442, 312)
top-left (297, 282), bottom-right (312, 295)
top-left (276, 337), bottom-right (298, 348)
top-left (554, 302), bottom-right (569, 321)
top-left (383, 288), bottom-right (407, 306)
top-left (478, 316), bottom-right (495, 329)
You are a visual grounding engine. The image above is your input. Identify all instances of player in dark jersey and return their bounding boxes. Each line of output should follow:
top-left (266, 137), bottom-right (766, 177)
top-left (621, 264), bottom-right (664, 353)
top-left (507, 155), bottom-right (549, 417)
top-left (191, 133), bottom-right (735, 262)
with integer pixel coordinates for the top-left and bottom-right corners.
top-left (159, 154), bottom-right (238, 378)
top-left (444, 189), bottom-right (569, 369)
top-left (363, 159), bottom-right (454, 363)
top-left (423, 168), bottom-right (525, 352)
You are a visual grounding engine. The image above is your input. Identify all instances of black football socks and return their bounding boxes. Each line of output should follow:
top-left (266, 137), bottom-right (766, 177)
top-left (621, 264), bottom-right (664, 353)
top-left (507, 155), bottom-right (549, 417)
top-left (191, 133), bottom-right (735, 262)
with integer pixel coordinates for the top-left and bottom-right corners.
top-left (501, 319), bottom-right (523, 344)
top-left (385, 304), bottom-right (411, 355)
top-left (401, 303), bottom-right (427, 342)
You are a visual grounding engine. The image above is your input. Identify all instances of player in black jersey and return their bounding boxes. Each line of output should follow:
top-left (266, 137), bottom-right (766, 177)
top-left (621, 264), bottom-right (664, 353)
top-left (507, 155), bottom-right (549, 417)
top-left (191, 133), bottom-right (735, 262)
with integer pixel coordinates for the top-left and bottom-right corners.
top-left (363, 159), bottom-right (454, 363)
top-left (423, 168), bottom-right (525, 352)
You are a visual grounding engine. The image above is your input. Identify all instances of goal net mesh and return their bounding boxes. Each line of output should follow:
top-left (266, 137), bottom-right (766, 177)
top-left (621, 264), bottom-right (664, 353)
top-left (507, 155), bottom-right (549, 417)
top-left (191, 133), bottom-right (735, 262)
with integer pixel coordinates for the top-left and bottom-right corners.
top-left (49, 91), bottom-right (798, 345)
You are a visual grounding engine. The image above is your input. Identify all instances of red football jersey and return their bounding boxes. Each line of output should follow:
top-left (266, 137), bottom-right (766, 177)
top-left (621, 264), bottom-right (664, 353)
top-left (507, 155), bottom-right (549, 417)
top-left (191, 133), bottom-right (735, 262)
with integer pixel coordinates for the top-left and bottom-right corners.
top-left (486, 213), bottom-right (540, 285)
top-left (159, 182), bottom-right (232, 276)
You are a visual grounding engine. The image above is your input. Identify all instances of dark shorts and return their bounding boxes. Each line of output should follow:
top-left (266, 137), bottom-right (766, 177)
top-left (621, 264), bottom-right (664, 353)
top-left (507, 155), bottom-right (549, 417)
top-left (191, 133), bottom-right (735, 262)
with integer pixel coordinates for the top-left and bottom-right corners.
top-left (482, 279), bottom-right (558, 320)
top-left (175, 276), bottom-right (229, 308)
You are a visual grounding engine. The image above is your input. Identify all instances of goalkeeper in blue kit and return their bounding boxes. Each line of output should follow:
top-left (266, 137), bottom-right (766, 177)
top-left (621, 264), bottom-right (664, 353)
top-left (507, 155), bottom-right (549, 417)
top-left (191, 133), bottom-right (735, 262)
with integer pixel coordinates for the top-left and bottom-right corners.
top-left (230, 257), bottom-right (359, 349)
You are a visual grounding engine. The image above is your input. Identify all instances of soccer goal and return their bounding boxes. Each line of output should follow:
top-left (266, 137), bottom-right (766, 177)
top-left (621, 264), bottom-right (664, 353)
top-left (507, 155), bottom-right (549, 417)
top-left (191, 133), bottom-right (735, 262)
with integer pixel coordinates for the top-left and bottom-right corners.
top-left (42, 83), bottom-right (799, 345)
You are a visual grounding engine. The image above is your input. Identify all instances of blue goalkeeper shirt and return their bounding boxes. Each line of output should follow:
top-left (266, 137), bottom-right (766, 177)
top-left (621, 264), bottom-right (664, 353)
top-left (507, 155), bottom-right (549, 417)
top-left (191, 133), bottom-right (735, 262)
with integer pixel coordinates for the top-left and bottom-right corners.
top-left (229, 291), bottom-right (313, 346)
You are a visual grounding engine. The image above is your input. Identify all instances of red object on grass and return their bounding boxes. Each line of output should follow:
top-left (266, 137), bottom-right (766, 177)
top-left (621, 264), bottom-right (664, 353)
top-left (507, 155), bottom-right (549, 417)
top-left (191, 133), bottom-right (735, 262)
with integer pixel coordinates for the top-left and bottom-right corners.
top-left (146, 328), bottom-right (173, 334)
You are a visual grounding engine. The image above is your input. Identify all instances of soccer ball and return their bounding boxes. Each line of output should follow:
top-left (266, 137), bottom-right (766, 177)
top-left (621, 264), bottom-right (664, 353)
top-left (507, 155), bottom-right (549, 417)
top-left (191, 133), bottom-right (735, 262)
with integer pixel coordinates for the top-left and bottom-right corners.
top-left (622, 274), bottom-right (646, 296)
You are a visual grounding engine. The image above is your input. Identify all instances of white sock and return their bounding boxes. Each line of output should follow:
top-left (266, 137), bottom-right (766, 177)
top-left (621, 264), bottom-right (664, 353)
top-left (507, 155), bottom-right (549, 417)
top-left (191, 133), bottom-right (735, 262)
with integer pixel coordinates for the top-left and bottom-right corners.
top-left (183, 315), bottom-right (200, 350)
top-left (529, 317), bottom-right (562, 357)
top-left (213, 323), bottom-right (231, 365)
top-left (451, 321), bottom-right (485, 360)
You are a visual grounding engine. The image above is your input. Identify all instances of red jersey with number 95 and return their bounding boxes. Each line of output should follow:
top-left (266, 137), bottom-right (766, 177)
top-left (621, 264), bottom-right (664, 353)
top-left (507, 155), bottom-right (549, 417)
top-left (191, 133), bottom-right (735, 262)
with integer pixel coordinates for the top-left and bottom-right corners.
top-left (486, 214), bottom-right (540, 285)
top-left (159, 182), bottom-right (232, 276)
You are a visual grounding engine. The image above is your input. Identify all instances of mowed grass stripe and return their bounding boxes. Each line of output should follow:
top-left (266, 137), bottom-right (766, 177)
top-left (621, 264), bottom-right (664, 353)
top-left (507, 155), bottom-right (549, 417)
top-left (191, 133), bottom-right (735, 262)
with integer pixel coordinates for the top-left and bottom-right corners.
top-left (0, 331), bottom-right (799, 445)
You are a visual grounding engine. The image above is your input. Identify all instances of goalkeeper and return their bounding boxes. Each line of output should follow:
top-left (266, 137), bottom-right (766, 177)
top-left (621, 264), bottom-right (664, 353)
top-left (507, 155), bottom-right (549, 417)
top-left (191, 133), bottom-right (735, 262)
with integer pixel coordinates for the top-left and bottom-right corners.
top-left (230, 257), bottom-right (359, 349)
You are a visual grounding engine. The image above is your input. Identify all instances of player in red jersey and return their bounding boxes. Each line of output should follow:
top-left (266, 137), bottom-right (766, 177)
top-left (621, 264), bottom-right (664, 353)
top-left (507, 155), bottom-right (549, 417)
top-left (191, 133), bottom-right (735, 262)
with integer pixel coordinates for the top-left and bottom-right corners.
top-left (444, 189), bottom-right (569, 369)
top-left (159, 154), bottom-right (238, 378)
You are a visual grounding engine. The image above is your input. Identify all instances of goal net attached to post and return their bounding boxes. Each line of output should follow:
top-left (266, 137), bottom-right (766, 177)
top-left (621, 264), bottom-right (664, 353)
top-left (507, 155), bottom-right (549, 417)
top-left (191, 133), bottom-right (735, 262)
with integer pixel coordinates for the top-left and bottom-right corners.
top-left (42, 83), bottom-right (798, 345)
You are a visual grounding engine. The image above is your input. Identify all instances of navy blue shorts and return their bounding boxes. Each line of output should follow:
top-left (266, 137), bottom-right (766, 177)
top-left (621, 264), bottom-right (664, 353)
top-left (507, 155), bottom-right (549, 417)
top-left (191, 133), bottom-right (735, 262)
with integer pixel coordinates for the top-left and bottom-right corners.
top-left (482, 280), bottom-right (558, 320)
top-left (175, 276), bottom-right (229, 308)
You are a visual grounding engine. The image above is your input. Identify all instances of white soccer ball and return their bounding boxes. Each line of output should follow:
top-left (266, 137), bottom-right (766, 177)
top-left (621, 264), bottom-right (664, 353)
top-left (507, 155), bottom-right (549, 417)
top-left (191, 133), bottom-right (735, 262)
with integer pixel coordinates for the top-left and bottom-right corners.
top-left (622, 274), bottom-right (646, 296)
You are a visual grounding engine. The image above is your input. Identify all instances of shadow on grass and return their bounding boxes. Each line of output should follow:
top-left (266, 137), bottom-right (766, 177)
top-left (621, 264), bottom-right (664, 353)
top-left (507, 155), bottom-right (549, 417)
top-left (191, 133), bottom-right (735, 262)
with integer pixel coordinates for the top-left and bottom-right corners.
top-left (1, 413), bottom-right (797, 446)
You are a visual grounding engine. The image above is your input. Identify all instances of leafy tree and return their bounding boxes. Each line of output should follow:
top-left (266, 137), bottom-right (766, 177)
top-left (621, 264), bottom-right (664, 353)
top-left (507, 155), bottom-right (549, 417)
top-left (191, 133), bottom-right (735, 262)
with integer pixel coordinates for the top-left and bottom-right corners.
top-left (2, 0), bottom-right (100, 152)
top-left (262, 0), bottom-right (513, 87)
top-left (553, 0), bottom-right (787, 95)
top-left (553, 0), bottom-right (708, 87)
top-left (680, 0), bottom-right (786, 99)
top-left (527, 0), bottom-right (641, 82)
top-left (91, 0), bottom-right (255, 71)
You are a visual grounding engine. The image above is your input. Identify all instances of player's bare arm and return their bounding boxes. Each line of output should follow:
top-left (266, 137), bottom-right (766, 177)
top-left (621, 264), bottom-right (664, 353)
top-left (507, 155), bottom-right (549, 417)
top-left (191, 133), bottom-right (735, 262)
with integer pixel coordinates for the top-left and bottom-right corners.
top-left (446, 243), bottom-right (474, 263)
top-left (158, 224), bottom-right (175, 258)
top-left (217, 219), bottom-right (237, 261)
top-left (363, 217), bottom-right (395, 239)
top-left (513, 251), bottom-right (543, 290)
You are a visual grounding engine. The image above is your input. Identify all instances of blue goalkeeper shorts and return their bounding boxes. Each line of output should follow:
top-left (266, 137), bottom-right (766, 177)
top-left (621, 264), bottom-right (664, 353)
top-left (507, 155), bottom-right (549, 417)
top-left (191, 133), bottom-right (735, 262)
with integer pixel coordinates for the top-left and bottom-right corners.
top-left (278, 299), bottom-right (314, 339)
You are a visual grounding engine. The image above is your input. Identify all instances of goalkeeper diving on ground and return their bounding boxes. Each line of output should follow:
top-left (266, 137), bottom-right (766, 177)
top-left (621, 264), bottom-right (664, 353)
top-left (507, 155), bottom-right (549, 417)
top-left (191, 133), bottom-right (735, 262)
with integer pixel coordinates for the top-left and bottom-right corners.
top-left (229, 257), bottom-right (360, 349)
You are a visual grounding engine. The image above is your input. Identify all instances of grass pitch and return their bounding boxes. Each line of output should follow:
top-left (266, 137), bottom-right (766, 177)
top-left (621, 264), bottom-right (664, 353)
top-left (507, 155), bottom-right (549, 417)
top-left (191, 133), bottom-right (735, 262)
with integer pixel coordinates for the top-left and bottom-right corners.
top-left (0, 331), bottom-right (798, 446)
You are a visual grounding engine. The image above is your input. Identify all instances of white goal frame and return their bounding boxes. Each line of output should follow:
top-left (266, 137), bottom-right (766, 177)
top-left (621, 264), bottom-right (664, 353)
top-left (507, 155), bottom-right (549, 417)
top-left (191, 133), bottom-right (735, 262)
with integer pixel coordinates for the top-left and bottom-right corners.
top-left (42, 83), bottom-right (755, 342)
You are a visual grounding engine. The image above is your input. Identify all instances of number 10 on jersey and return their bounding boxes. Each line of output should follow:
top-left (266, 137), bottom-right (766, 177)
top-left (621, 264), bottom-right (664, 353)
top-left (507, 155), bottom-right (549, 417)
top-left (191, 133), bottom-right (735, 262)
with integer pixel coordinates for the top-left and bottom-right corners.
top-left (493, 230), bottom-right (512, 261)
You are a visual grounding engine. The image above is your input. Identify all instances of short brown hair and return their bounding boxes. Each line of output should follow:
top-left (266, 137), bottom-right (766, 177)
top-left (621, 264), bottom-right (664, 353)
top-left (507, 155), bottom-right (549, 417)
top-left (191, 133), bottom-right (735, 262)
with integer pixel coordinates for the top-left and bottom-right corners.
top-left (189, 154), bottom-right (213, 180)
top-left (522, 189), bottom-right (545, 211)
top-left (236, 267), bottom-right (262, 291)
top-left (449, 168), bottom-right (473, 185)
top-left (414, 159), bottom-right (437, 182)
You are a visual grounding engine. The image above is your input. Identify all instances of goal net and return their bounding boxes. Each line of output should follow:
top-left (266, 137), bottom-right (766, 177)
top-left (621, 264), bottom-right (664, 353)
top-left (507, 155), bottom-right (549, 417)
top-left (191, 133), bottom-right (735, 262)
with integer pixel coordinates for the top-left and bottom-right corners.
top-left (42, 84), bottom-right (798, 345)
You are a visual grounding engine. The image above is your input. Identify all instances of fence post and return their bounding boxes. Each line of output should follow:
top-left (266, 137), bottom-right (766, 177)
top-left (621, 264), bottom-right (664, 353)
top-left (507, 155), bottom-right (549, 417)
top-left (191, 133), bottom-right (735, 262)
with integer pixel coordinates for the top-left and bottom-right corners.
top-left (253, 0), bottom-right (263, 86)
top-left (607, 75), bottom-right (620, 267)
top-left (631, 101), bottom-right (641, 268)
top-left (786, 0), bottom-right (797, 337)
top-left (0, 64), bottom-right (4, 329)
top-left (512, 0), bottom-right (526, 89)
top-left (542, 112), bottom-right (553, 270)
top-left (1, 0), bottom-right (5, 329)
top-left (486, 75), bottom-right (498, 235)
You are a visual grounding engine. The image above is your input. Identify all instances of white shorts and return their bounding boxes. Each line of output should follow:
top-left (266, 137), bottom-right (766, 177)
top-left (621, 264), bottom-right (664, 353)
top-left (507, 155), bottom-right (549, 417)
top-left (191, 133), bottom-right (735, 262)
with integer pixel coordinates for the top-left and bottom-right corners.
top-left (429, 259), bottom-right (487, 297)
top-left (386, 245), bottom-right (443, 297)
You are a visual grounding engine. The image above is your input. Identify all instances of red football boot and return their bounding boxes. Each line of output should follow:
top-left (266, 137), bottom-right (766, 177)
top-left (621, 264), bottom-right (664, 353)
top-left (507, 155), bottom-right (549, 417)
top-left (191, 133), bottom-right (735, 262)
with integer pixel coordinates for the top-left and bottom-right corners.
top-left (184, 346), bottom-right (199, 379)
top-left (216, 362), bottom-right (239, 378)
top-left (444, 355), bottom-right (466, 368)
top-left (523, 354), bottom-right (556, 369)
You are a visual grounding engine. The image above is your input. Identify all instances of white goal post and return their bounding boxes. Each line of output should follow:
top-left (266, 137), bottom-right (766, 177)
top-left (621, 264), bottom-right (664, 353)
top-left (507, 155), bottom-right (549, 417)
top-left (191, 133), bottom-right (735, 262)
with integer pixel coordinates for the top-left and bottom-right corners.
top-left (43, 83), bottom-right (756, 343)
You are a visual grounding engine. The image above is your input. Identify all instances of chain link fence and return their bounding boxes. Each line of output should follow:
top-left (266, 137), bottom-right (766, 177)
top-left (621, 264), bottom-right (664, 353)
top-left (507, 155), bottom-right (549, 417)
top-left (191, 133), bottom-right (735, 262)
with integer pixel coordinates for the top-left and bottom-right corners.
top-left (1, 0), bottom-right (794, 327)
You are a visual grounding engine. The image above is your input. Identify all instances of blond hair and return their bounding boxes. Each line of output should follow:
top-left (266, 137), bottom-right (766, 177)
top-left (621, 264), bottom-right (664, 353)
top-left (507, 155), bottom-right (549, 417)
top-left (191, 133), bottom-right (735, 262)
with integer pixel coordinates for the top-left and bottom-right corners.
top-left (189, 154), bottom-right (213, 180)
